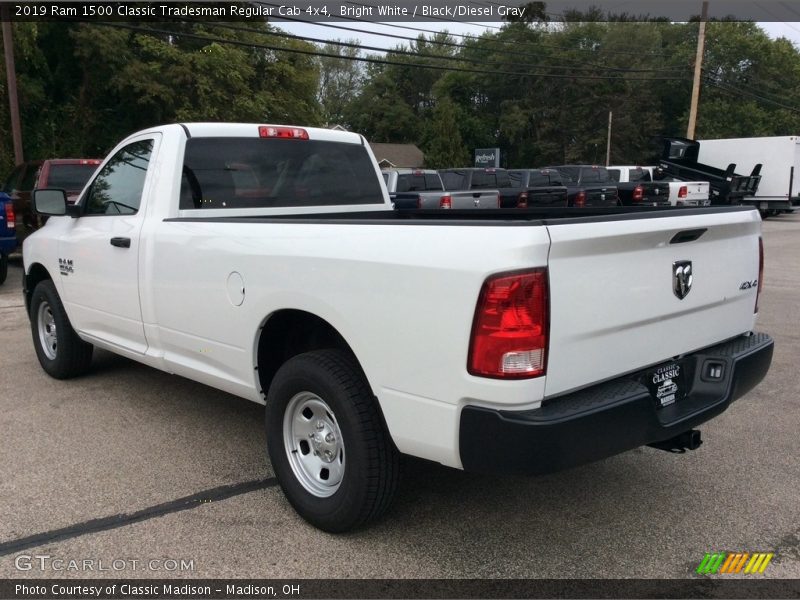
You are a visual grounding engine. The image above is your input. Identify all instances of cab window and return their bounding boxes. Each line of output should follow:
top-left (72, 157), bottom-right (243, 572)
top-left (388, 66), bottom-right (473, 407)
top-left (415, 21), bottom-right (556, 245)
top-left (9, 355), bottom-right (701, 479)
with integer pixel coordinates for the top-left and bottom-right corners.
top-left (84, 140), bottom-right (153, 215)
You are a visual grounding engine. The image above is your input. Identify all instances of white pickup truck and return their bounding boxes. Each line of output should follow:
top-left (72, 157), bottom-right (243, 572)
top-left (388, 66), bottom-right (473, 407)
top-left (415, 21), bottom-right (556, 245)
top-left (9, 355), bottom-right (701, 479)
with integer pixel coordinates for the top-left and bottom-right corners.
top-left (609, 165), bottom-right (711, 207)
top-left (24, 123), bottom-right (773, 532)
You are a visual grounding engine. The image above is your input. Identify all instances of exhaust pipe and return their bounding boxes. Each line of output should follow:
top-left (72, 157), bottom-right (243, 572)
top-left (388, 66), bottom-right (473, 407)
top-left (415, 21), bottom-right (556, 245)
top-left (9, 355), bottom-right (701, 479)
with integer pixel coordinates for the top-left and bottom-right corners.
top-left (648, 429), bottom-right (703, 453)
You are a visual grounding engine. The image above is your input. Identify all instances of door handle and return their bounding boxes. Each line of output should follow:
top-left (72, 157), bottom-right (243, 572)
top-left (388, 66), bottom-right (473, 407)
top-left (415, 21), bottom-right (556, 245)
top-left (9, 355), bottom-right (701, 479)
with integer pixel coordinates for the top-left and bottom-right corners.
top-left (110, 237), bottom-right (131, 248)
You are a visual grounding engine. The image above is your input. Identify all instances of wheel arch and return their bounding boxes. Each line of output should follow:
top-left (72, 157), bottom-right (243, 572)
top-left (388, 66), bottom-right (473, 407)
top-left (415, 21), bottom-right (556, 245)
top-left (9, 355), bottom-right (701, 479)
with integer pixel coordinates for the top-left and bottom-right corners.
top-left (255, 309), bottom-right (368, 401)
top-left (24, 262), bottom-right (52, 317)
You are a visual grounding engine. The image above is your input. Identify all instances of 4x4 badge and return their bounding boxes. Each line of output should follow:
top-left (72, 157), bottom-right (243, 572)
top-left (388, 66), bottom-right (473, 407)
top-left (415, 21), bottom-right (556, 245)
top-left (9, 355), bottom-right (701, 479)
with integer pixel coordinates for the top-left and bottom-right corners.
top-left (673, 260), bottom-right (692, 299)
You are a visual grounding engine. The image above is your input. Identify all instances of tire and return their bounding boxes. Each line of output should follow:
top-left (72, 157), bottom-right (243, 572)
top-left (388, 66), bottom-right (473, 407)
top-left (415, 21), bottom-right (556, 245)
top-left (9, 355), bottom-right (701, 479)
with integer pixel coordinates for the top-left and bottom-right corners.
top-left (265, 349), bottom-right (399, 532)
top-left (30, 279), bottom-right (93, 379)
top-left (0, 253), bottom-right (7, 285)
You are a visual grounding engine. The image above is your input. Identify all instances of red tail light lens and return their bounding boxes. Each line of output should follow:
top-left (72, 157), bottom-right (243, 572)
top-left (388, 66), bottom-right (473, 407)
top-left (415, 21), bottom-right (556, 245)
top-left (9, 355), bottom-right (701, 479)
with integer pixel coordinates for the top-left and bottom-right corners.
top-left (468, 269), bottom-right (548, 379)
top-left (632, 185), bottom-right (644, 202)
top-left (678, 185), bottom-right (688, 199)
top-left (439, 195), bottom-right (452, 209)
top-left (258, 126), bottom-right (309, 140)
top-left (755, 237), bottom-right (764, 313)
top-left (4, 201), bottom-right (14, 230)
top-left (575, 191), bottom-right (586, 207)
top-left (517, 192), bottom-right (528, 208)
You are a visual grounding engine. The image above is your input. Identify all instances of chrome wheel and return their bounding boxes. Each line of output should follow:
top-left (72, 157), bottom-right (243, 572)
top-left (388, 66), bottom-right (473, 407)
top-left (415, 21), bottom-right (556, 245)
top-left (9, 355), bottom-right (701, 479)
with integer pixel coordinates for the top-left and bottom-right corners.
top-left (37, 301), bottom-right (57, 360)
top-left (283, 391), bottom-right (345, 498)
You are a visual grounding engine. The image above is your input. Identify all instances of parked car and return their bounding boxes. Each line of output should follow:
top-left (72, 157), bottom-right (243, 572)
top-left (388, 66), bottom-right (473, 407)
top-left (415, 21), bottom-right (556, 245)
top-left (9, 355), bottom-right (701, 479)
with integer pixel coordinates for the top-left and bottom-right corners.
top-left (606, 165), bottom-right (676, 207)
top-left (657, 137), bottom-right (762, 206)
top-left (382, 168), bottom-right (449, 209)
top-left (439, 168), bottom-right (503, 209)
top-left (543, 165), bottom-right (620, 207)
top-left (25, 123), bottom-right (772, 533)
top-left (1, 158), bottom-right (102, 242)
top-left (0, 192), bottom-right (15, 284)
top-left (697, 135), bottom-right (800, 216)
top-left (505, 169), bottom-right (569, 208)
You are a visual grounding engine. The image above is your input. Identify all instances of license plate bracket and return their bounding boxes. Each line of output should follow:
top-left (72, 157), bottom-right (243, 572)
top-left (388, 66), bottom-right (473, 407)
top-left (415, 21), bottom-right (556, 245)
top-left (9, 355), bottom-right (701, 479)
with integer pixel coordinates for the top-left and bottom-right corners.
top-left (644, 360), bottom-right (689, 409)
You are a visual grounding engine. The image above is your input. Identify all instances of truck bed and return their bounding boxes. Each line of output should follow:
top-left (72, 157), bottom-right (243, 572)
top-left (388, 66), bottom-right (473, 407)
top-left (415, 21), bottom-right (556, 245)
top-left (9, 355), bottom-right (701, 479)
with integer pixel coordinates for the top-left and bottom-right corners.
top-left (166, 205), bottom-right (755, 225)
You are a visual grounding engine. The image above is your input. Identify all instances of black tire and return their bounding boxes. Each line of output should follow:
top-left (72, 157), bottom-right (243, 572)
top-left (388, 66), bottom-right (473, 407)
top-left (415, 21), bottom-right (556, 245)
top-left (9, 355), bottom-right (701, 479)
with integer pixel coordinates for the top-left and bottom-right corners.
top-left (0, 253), bottom-right (7, 285)
top-left (30, 279), bottom-right (93, 379)
top-left (265, 349), bottom-right (399, 532)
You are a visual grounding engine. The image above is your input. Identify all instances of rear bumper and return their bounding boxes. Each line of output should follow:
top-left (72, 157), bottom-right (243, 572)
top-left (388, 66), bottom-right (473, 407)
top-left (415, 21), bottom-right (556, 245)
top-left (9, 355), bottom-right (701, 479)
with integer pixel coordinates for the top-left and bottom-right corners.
top-left (459, 332), bottom-right (773, 474)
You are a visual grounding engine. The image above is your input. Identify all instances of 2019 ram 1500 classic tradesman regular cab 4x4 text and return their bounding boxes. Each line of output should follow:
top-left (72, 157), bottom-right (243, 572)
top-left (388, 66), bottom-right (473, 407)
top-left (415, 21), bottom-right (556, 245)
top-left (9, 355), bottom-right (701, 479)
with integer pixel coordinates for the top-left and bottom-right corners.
top-left (24, 124), bottom-right (773, 532)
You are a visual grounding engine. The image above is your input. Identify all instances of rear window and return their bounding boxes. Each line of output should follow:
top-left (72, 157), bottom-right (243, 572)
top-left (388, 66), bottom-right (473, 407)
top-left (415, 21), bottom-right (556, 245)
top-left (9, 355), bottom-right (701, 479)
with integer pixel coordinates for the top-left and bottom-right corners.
top-left (471, 170), bottom-right (510, 189)
top-left (396, 173), bottom-right (443, 192)
top-left (554, 167), bottom-right (578, 183)
top-left (579, 167), bottom-right (612, 184)
top-left (44, 164), bottom-right (99, 191)
top-left (608, 169), bottom-right (621, 182)
top-left (628, 168), bottom-right (652, 182)
top-left (509, 171), bottom-right (525, 188)
top-left (529, 170), bottom-right (561, 186)
top-left (179, 138), bottom-right (383, 209)
top-left (441, 172), bottom-right (465, 191)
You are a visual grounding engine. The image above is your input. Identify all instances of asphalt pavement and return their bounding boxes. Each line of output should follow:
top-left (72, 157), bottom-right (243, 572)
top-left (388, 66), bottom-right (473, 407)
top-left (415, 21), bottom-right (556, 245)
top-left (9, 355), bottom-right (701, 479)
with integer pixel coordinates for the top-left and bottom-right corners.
top-left (0, 213), bottom-right (798, 580)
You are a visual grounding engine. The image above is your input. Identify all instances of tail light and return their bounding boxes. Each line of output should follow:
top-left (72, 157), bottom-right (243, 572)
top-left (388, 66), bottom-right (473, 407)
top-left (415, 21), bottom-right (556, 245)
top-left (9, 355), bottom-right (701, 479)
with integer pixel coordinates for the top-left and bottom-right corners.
top-left (574, 191), bottom-right (586, 207)
top-left (632, 185), bottom-right (644, 202)
top-left (678, 185), bottom-right (688, 199)
top-left (755, 237), bottom-right (764, 313)
top-left (4, 201), bottom-right (14, 229)
top-left (517, 192), bottom-right (528, 208)
top-left (439, 195), bottom-right (452, 209)
top-left (468, 269), bottom-right (548, 379)
top-left (258, 126), bottom-right (309, 139)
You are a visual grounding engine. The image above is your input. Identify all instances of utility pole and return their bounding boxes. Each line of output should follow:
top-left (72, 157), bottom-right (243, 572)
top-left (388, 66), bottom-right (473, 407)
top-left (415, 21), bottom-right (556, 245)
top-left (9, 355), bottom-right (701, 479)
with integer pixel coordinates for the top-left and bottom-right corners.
top-left (686, 1), bottom-right (709, 140)
top-left (1, 4), bottom-right (23, 164)
top-left (605, 111), bottom-right (612, 166)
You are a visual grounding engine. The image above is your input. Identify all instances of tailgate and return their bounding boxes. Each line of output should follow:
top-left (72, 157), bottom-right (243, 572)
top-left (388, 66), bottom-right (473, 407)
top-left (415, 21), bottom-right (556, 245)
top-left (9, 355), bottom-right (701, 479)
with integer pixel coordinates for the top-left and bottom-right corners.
top-left (543, 209), bottom-right (761, 397)
top-left (585, 186), bottom-right (618, 207)
top-left (642, 182), bottom-right (671, 205)
top-left (451, 190), bottom-right (499, 209)
top-left (528, 186), bottom-right (568, 207)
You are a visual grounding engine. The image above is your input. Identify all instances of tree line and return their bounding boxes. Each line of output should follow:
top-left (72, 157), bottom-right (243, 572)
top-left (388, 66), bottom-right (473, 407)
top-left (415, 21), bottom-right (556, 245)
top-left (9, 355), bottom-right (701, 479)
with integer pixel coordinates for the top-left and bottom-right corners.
top-left (2, 13), bottom-right (800, 175)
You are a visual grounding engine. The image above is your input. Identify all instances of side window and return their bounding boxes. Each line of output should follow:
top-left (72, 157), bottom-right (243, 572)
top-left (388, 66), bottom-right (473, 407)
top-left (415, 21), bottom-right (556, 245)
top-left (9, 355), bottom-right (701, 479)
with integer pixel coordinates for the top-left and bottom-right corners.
top-left (608, 169), bottom-right (621, 182)
top-left (84, 139), bottom-right (153, 215)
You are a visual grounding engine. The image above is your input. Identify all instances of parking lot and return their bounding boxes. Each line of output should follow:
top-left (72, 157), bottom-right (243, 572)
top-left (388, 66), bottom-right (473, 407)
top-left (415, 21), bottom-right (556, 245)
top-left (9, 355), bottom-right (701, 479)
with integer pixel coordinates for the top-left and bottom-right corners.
top-left (0, 213), bottom-right (798, 581)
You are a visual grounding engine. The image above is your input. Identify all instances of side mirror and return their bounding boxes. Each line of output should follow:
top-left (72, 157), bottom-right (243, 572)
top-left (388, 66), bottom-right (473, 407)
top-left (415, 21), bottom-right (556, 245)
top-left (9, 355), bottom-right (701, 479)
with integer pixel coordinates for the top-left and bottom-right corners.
top-left (33, 189), bottom-right (68, 216)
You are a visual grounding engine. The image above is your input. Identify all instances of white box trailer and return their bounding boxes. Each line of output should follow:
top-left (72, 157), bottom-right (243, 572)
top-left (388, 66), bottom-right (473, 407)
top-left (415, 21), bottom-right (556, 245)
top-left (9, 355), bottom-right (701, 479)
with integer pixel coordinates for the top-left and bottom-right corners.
top-left (698, 135), bottom-right (800, 215)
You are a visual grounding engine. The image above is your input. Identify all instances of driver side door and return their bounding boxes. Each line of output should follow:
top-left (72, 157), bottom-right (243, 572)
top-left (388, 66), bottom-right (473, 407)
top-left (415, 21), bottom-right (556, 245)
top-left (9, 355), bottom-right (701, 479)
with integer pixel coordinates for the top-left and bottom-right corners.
top-left (58, 134), bottom-right (160, 354)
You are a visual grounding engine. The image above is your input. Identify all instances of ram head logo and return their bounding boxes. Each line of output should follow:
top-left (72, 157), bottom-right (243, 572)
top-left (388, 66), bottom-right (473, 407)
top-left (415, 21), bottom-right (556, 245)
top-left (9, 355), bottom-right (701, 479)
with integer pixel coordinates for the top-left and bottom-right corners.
top-left (673, 260), bottom-right (693, 300)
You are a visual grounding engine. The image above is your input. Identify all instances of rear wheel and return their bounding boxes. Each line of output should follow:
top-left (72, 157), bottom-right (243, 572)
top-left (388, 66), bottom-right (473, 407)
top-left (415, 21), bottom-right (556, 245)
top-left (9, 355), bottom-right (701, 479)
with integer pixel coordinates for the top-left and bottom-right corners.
top-left (0, 253), bottom-right (7, 285)
top-left (30, 280), bottom-right (93, 378)
top-left (265, 349), bottom-right (399, 532)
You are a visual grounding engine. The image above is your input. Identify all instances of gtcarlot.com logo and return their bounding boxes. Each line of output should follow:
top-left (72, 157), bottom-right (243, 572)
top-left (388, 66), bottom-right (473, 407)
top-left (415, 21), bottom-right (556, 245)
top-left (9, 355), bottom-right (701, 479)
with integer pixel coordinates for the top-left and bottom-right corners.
top-left (15, 554), bottom-right (195, 572)
top-left (696, 552), bottom-right (774, 575)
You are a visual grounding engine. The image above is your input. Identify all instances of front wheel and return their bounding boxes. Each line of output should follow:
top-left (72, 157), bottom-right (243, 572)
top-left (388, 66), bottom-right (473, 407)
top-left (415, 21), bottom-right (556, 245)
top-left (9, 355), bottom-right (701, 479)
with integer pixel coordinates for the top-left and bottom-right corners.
top-left (265, 349), bottom-right (399, 532)
top-left (30, 279), bottom-right (93, 378)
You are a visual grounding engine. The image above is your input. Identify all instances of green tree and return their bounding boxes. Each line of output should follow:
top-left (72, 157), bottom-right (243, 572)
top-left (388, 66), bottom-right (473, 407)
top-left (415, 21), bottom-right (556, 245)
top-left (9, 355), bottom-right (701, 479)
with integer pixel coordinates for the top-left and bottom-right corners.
top-left (423, 97), bottom-right (469, 168)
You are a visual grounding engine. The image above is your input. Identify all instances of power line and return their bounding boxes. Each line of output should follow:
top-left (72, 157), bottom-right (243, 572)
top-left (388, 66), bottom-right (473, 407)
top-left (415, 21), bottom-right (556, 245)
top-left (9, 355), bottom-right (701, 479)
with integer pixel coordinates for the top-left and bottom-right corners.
top-left (94, 22), bottom-right (691, 82)
top-left (255, 1), bottom-right (673, 57)
top-left (204, 20), bottom-right (688, 74)
top-left (703, 76), bottom-right (800, 113)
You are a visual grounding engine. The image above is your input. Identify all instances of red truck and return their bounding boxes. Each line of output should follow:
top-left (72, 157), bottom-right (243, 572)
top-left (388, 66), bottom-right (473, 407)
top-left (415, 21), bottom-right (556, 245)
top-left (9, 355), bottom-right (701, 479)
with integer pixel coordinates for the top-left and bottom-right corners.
top-left (1, 158), bottom-right (101, 242)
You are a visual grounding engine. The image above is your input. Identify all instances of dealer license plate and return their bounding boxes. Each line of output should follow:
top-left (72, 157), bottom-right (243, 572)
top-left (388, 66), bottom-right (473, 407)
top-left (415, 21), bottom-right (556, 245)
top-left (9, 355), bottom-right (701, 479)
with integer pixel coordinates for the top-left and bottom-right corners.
top-left (645, 361), bottom-right (687, 408)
